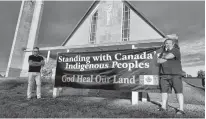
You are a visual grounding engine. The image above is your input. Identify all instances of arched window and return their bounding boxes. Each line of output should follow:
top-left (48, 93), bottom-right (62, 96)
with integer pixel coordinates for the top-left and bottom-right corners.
top-left (122, 5), bottom-right (130, 41)
top-left (89, 11), bottom-right (98, 44)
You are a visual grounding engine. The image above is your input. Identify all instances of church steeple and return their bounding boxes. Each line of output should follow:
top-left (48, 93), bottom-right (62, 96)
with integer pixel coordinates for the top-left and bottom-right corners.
top-left (6, 0), bottom-right (44, 77)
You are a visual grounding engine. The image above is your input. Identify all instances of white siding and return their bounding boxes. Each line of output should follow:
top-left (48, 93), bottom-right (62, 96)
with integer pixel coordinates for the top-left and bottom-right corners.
top-left (130, 9), bottom-right (163, 41)
top-left (65, 14), bottom-right (92, 46)
top-left (65, 1), bottom-right (164, 46)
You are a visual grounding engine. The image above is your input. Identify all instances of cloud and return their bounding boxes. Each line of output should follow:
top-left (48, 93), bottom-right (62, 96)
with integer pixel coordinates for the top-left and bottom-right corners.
top-left (180, 37), bottom-right (205, 53)
top-left (180, 37), bottom-right (205, 67)
top-left (182, 61), bottom-right (205, 67)
top-left (181, 53), bottom-right (205, 64)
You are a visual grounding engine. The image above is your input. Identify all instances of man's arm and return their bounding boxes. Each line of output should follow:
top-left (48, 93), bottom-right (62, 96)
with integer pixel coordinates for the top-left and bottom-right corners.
top-left (28, 60), bottom-right (33, 66)
top-left (28, 56), bottom-right (40, 66)
top-left (162, 48), bottom-right (180, 60)
top-left (32, 60), bottom-right (45, 66)
top-left (157, 51), bottom-right (167, 64)
top-left (162, 53), bottom-right (175, 59)
top-left (157, 58), bottom-right (167, 64)
top-left (29, 60), bottom-right (42, 66)
top-left (41, 59), bottom-right (45, 67)
top-left (33, 61), bottom-right (43, 66)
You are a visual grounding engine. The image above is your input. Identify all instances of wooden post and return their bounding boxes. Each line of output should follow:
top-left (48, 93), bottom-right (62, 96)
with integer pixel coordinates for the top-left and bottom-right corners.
top-left (53, 50), bottom-right (70, 98)
top-left (142, 92), bottom-right (148, 102)
top-left (52, 68), bottom-right (58, 98)
top-left (132, 91), bottom-right (139, 105)
top-left (46, 50), bottom-right (50, 63)
top-left (131, 45), bottom-right (149, 103)
top-left (53, 87), bottom-right (57, 98)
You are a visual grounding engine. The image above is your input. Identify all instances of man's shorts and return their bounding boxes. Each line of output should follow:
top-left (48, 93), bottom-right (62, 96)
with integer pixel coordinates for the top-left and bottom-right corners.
top-left (160, 75), bottom-right (183, 94)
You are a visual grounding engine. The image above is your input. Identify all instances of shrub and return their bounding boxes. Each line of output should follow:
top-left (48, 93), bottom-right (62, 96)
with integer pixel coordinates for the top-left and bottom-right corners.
top-left (41, 58), bottom-right (56, 81)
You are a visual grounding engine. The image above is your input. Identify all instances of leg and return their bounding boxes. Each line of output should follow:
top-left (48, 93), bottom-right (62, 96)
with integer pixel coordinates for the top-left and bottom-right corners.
top-left (27, 73), bottom-right (34, 99)
top-left (176, 93), bottom-right (184, 111)
top-left (35, 73), bottom-right (42, 99)
top-left (160, 78), bottom-right (172, 110)
top-left (172, 76), bottom-right (184, 111)
top-left (161, 93), bottom-right (168, 109)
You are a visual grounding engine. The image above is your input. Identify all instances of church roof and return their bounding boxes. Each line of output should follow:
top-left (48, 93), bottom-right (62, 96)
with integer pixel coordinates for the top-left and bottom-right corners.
top-left (61, 0), bottom-right (166, 46)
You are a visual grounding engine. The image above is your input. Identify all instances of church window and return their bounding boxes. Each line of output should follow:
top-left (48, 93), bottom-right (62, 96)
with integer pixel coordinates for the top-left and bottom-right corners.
top-left (122, 5), bottom-right (130, 41)
top-left (89, 11), bottom-right (98, 44)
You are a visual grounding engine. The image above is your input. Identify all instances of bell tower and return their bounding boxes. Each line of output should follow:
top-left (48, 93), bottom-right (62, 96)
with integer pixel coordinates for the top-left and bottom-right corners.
top-left (5, 0), bottom-right (44, 77)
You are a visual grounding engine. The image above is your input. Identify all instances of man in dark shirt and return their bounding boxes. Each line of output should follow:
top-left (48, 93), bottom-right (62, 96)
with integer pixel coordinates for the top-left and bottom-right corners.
top-left (27, 47), bottom-right (45, 100)
top-left (157, 38), bottom-right (184, 114)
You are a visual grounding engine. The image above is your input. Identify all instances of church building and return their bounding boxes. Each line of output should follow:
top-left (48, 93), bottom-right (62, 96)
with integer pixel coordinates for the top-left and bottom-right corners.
top-left (6, 0), bottom-right (175, 77)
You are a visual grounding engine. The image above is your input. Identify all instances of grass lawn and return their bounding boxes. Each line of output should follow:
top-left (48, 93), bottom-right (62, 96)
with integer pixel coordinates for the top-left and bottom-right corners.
top-left (0, 78), bottom-right (204, 118)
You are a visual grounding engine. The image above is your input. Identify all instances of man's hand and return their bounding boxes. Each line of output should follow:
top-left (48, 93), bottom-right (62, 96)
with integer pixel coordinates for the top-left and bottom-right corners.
top-left (33, 61), bottom-right (45, 66)
top-left (157, 58), bottom-right (167, 64)
top-left (29, 60), bottom-right (43, 66)
top-left (162, 53), bottom-right (175, 59)
top-left (41, 60), bottom-right (45, 67)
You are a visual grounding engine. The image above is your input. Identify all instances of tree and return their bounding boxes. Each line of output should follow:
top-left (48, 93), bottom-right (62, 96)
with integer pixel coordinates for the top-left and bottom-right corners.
top-left (187, 74), bottom-right (192, 77)
top-left (197, 70), bottom-right (205, 78)
top-left (182, 71), bottom-right (186, 77)
top-left (197, 70), bottom-right (205, 87)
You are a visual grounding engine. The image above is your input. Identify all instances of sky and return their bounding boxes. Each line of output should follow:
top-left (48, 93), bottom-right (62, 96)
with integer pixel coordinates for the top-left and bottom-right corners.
top-left (0, 1), bottom-right (205, 77)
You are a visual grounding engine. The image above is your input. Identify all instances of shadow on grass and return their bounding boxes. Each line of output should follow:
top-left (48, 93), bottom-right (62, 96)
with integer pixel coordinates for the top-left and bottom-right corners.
top-left (0, 78), bottom-right (204, 118)
top-left (149, 100), bottom-right (179, 111)
top-left (0, 79), bottom-right (53, 90)
top-left (0, 80), bottom-right (26, 90)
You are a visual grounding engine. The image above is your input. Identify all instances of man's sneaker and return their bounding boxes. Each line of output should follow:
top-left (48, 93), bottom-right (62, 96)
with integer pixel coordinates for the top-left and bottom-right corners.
top-left (37, 97), bottom-right (41, 99)
top-left (35, 95), bottom-right (41, 99)
top-left (176, 110), bottom-right (185, 115)
top-left (175, 108), bottom-right (185, 115)
top-left (158, 107), bottom-right (167, 111)
top-left (27, 97), bottom-right (31, 100)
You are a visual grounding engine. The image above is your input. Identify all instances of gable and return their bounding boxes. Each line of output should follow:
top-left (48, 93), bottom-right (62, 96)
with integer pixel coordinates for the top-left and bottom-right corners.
top-left (62, 0), bottom-right (166, 46)
top-left (62, 1), bottom-right (100, 46)
top-left (129, 6), bottom-right (164, 41)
